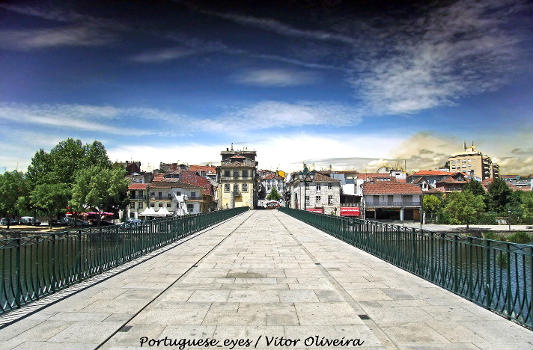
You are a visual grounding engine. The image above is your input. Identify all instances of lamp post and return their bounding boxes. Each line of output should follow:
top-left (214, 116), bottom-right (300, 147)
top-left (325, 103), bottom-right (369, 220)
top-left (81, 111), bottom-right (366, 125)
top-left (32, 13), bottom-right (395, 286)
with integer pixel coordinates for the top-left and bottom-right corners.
top-left (298, 165), bottom-right (315, 211)
top-left (508, 208), bottom-right (511, 232)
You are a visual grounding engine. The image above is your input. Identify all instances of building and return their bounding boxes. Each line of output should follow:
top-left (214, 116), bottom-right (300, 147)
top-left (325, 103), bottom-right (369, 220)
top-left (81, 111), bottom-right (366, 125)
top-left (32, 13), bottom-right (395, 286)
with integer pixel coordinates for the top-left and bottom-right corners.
top-left (258, 171), bottom-right (286, 205)
top-left (408, 170), bottom-right (467, 192)
top-left (217, 146), bottom-right (258, 209)
top-left (189, 165), bottom-right (217, 182)
top-left (148, 181), bottom-right (205, 215)
top-left (290, 172), bottom-right (340, 215)
top-left (362, 182), bottom-right (423, 221)
top-left (127, 183), bottom-right (148, 219)
top-left (447, 143), bottom-right (499, 180)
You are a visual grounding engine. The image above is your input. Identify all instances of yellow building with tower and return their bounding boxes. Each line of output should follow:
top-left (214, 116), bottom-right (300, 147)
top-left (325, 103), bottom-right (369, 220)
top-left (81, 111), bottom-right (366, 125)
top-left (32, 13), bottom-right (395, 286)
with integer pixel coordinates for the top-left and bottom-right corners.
top-left (447, 143), bottom-right (499, 180)
top-left (217, 146), bottom-right (258, 209)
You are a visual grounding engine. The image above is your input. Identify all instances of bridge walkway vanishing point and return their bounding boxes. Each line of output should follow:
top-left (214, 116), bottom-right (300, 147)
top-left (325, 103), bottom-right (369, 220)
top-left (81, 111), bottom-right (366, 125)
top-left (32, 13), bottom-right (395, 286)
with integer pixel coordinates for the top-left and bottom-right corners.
top-left (0, 210), bottom-right (531, 350)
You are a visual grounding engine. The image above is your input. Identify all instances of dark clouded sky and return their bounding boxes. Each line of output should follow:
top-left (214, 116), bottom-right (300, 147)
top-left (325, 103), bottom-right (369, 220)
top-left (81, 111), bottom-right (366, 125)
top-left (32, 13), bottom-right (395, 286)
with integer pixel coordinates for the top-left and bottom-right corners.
top-left (0, 0), bottom-right (532, 173)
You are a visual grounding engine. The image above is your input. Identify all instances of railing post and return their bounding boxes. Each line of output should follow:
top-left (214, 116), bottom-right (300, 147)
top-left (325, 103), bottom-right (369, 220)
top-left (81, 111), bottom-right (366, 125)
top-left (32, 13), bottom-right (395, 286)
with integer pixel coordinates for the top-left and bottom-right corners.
top-left (412, 228), bottom-right (417, 274)
top-left (430, 232), bottom-right (434, 282)
top-left (506, 242), bottom-right (512, 319)
top-left (51, 233), bottom-right (56, 293)
top-left (453, 234), bottom-right (458, 294)
top-left (468, 236), bottom-right (473, 301)
top-left (78, 230), bottom-right (82, 281)
top-left (15, 234), bottom-right (21, 306)
top-left (485, 240), bottom-right (491, 309)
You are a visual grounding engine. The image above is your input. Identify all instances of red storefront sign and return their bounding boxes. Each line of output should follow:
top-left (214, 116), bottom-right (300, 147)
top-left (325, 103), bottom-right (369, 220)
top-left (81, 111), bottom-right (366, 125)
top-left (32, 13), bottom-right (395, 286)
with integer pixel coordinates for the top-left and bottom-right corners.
top-left (340, 207), bottom-right (360, 216)
top-left (306, 208), bottom-right (324, 213)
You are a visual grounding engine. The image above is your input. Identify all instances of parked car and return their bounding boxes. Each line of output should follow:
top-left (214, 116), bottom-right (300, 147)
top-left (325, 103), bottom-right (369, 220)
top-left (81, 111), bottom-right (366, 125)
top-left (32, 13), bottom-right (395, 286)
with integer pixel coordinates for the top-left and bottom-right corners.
top-left (121, 219), bottom-right (142, 228)
top-left (61, 217), bottom-right (91, 227)
top-left (20, 216), bottom-right (41, 226)
top-left (0, 218), bottom-right (8, 225)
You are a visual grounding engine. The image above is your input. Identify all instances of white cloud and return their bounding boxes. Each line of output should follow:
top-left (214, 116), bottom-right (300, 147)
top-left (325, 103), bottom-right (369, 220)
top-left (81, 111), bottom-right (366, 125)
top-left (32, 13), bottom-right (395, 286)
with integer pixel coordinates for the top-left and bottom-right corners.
top-left (0, 25), bottom-right (116, 50)
top-left (350, 0), bottom-right (525, 115)
top-left (0, 103), bottom-right (152, 135)
top-left (209, 12), bottom-right (356, 45)
top-left (130, 47), bottom-right (202, 63)
top-left (107, 133), bottom-right (401, 172)
top-left (202, 101), bottom-right (362, 132)
top-left (232, 69), bottom-right (320, 87)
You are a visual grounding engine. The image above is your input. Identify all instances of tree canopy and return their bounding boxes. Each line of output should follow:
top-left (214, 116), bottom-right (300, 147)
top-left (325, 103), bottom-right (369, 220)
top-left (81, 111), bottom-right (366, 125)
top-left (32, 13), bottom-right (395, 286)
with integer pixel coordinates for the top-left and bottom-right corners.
top-left (443, 190), bottom-right (485, 229)
top-left (267, 187), bottom-right (282, 201)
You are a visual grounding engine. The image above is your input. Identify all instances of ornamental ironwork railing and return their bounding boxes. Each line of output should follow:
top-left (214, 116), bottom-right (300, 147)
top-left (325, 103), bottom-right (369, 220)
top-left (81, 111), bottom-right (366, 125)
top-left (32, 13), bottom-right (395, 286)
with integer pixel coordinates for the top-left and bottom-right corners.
top-left (279, 207), bottom-right (533, 329)
top-left (0, 207), bottom-right (248, 315)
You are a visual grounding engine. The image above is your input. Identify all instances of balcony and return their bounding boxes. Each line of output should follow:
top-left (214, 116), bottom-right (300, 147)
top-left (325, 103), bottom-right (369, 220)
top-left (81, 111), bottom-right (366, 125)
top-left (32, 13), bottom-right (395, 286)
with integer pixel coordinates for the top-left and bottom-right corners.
top-left (187, 196), bottom-right (203, 201)
top-left (365, 201), bottom-right (421, 208)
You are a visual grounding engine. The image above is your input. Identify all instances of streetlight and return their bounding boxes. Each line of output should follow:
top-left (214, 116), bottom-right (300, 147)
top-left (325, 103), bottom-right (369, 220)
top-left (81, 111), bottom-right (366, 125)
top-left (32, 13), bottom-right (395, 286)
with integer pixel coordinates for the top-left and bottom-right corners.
top-left (508, 208), bottom-right (511, 232)
top-left (298, 165), bottom-right (315, 211)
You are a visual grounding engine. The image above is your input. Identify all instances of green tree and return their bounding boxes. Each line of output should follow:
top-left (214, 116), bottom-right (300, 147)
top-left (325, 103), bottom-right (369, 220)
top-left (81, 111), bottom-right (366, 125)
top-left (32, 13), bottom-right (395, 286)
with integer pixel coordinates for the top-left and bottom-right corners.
top-left (462, 180), bottom-right (485, 196)
top-left (506, 191), bottom-right (524, 224)
top-left (0, 171), bottom-right (28, 229)
top-left (70, 166), bottom-right (129, 223)
top-left (443, 190), bottom-right (485, 229)
top-left (30, 183), bottom-right (71, 227)
top-left (267, 187), bottom-right (282, 201)
top-left (26, 149), bottom-right (53, 188)
top-left (487, 178), bottom-right (512, 214)
top-left (423, 194), bottom-right (442, 222)
top-left (83, 141), bottom-right (112, 169)
top-left (520, 191), bottom-right (533, 224)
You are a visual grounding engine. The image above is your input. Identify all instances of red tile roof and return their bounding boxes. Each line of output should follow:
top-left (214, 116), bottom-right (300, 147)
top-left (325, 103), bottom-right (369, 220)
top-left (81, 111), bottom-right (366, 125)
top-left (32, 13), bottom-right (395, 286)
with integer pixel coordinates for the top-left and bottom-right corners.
top-left (356, 173), bottom-right (392, 180)
top-left (189, 165), bottom-right (216, 173)
top-left (180, 171), bottom-right (213, 196)
top-left (363, 182), bottom-right (422, 195)
top-left (128, 183), bottom-right (147, 190)
top-left (412, 170), bottom-right (451, 176)
top-left (436, 176), bottom-right (467, 184)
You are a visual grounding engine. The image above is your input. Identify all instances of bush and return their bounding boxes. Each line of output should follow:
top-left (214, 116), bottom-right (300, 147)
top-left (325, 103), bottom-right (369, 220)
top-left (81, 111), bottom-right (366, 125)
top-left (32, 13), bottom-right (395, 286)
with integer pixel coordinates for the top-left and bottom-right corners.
top-left (483, 231), bottom-right (507, 241)
top-left (476, 212), bottom-right (498, 225)
top-left (506, 231), bottom-right (532, 244)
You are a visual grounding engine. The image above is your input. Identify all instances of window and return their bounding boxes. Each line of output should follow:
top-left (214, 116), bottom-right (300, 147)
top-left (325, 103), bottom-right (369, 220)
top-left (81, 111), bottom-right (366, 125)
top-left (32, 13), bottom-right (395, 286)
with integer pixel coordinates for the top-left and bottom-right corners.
top-left (150, 192), bottom-right (154, 197)
top-left (242, 170), bottom-right (248, 178)
top-left (158, 192), bottom-right (162, 198)
top-left (305, 195), bottom-right (310, 205)
top-left (316, 184), bottom-right (321, 191)
top-left (234, 184), bottom-right (239, 192)
top-left (328, 183), bottom-right (332, 190)
top-left (316, 195), bottom-right (321, 204)
top-left (177, 191), bottom-right (181, 196)
top-left (233, 170), bottom-right (239, 178)
top-left (328, 195), bottom-right (333, 205)
top-left (224, 170), bottom-right (230, 177)
top-left (224, 183), bottom-right (230, 192)
top-left (138, 202), bottom-right (143, 209)
top-left (158, 203), bottom-right (163, 207)
top-left (242, 183), bottom-right (248, 192)
top-left (191, 191), bottom-right (196, 198)
top-left (130, 202), bottom-right (135, 209)
top-left (130, 212), bottom-right (135, 218)
top-left (187, 204), bottom-right (194, 212)
top-left (150, 203), bottom-right (154, 207)
top-left (167, 203), bottom-right (171, 207)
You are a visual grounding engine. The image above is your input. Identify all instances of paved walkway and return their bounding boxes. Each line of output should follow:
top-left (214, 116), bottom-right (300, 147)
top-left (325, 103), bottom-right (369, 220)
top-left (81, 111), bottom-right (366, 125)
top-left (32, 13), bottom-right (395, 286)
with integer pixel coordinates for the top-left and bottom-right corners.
top-left (0, 210), bottom-right (531, 350)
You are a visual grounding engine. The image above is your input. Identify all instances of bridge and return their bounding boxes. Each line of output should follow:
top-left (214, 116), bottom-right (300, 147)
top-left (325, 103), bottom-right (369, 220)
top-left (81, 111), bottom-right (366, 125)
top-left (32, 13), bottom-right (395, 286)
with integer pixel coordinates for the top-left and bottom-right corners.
top-left (0, 209), bottom-right (531, 349)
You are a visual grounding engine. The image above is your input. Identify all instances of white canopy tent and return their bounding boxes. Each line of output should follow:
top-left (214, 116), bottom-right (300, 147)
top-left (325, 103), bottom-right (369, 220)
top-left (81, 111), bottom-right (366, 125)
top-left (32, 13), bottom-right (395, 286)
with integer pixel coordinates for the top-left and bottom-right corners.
top-left (139, 207), bottom-right (156, 217)
top-left (156, 207), bottom-right (171, 217)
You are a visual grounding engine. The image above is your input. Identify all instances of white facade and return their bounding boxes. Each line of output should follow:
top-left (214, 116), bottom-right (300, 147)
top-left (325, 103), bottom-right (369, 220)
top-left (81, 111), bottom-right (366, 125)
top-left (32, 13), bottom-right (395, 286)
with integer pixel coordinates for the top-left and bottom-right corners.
top-left (290, 181), bottom-right (341, 215)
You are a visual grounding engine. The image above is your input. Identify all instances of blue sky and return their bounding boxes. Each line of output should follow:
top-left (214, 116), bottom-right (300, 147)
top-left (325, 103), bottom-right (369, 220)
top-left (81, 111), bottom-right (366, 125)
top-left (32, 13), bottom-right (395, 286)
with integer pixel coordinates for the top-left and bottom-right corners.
top-left (0, 0), bottom-right (532, 174)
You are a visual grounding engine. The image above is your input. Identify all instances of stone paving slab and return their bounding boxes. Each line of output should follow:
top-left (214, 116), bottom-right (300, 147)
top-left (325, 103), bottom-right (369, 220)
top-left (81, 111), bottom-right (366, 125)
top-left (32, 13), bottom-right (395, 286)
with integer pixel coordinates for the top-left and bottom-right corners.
top-left (0, 209), bottom-right (532, 350)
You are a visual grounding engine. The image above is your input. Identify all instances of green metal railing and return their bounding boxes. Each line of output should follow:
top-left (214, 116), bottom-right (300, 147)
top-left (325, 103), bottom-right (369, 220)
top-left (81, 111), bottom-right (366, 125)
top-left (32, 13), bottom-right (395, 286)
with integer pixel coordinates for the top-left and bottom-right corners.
top-left (279, 207), bottom-right (533, 329)
top-left (0, 207), bottom-right (248, 315)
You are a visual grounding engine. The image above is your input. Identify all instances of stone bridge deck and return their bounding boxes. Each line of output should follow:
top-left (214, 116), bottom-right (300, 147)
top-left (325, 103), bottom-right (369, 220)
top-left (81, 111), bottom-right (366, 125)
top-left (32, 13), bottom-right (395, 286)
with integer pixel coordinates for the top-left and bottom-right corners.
top-left (0, 210), bottom-right (531, 350)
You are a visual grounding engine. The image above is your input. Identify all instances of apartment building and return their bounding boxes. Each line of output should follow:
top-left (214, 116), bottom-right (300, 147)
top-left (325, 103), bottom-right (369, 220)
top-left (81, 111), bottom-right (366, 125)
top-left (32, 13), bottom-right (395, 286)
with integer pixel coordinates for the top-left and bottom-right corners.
top-left (217, 146), bottom-right (258, 209)
top-left (447, 143), bottom-right (499, 180)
